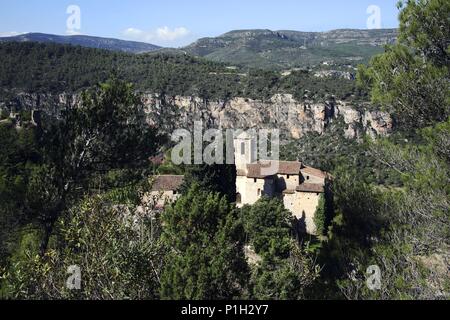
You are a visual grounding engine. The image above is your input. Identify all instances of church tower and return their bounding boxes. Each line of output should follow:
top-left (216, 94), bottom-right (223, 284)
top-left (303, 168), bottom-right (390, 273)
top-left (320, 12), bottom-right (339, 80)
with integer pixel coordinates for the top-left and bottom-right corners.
top-left (234, 131), bottom-right (257, 173)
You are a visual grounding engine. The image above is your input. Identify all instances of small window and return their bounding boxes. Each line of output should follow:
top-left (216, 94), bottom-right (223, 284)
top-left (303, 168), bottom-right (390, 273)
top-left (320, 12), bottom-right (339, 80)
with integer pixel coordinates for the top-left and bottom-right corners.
top-left (257, 189), bottom-right (261, 196)
top-left (254, 178), bottom-right (257, 183)
top-left (241, 142), bottom-right (246, 155)
top-left (287, 175), bottom-right (290, 179)
top-left (236, 193), bottom-right (242, 204)
top-left (307, 176), bottom-right (310, 180)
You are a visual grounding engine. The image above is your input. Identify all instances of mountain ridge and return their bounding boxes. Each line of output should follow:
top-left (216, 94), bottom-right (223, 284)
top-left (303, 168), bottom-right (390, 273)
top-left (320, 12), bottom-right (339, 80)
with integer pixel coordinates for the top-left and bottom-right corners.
top-left (0, 32), bottom-right (161, 54)
top-left (183, 28), bottom-right (398, 69)
top-left (0, 29), bottom-right (398, 69)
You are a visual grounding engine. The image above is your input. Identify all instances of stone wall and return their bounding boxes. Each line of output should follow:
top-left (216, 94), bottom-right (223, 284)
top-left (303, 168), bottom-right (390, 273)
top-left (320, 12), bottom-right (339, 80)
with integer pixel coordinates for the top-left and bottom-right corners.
top-left (283, 192), bottom-right (321, 235)
top-left (236, 176), bottom-right (276, 208)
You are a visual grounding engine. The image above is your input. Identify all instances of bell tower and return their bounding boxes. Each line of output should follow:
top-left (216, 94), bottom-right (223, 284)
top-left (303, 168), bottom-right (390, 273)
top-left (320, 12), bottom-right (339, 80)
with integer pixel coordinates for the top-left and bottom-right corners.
top-left (234, 131), bottom-right (257, 173)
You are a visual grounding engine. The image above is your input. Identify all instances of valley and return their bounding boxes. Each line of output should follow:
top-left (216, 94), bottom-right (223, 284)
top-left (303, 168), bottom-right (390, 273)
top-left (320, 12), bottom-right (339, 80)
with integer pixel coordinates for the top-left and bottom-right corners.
top-left (0, 0), bottom-right (448, 302)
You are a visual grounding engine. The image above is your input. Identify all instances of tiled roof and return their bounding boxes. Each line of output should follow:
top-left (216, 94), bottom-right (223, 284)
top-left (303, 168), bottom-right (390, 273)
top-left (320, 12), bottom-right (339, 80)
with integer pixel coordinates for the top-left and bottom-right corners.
top-left (301, 166), bottom-right (328, 179)
top-left (244, 161), bottom-right (302, 178)
top-left (296, 183), bottom-right (325, 193)
top-left (277, 161), bottom-right (303, 175)
top-left (246, 163), bottom-right (272, 178)
top-left (151, 175), bottom-right (184, 191)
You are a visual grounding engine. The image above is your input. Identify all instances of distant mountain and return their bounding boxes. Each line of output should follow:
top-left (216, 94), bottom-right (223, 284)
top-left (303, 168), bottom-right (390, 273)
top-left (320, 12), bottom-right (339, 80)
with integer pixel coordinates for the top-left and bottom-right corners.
top-left (183, 29), bottom-right (398, 69)
top-left (0, 29), bottom-right (398, 69)
top-left (0, 33), bottom-right (161, 54)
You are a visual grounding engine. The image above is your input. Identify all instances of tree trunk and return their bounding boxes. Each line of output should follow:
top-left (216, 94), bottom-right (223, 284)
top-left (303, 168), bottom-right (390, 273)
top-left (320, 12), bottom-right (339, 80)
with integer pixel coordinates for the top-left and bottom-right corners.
top-left (39, 198), bottom-right (66, 256)
top-left (39, 221), bottom-right (54, 256)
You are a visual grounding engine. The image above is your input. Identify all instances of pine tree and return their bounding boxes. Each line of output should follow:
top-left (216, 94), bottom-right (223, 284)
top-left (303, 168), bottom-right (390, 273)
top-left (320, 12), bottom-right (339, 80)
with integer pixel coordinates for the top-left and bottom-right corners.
top-left (357, 0), bottom-right (449, 129)
top-left (160, 183), bottom-right (249, 299)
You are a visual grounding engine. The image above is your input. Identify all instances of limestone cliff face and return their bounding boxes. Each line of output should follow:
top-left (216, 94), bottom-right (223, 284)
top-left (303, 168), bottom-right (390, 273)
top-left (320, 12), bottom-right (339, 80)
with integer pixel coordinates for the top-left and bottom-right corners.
top-left (0, 92), bottom-right (81, 116)
top-left (143, 93), bottom-right (393, 139)
top-left (1, 92), bottom-right (392, 139)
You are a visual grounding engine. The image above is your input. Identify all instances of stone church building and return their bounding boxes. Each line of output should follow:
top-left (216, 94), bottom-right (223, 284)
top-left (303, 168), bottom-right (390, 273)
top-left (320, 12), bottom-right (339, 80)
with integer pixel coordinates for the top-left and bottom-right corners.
top-left (149, 132), bottom-right (329, 235)
top-left (234, 132), bottom-right (328, 234)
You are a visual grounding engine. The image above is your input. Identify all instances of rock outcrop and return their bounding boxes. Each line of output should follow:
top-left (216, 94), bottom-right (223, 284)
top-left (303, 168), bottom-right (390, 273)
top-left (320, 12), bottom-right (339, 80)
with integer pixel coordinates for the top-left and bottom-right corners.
top-left (144, 93), bottom-right (393, 139)
top-left (1, 92), bottom-right (393, 140)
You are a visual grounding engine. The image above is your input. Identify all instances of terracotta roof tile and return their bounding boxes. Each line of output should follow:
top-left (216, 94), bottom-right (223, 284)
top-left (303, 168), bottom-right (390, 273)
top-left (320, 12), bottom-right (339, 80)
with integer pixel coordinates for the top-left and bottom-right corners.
top-left (296, 184), bottom-right (325, 193)
top-left (245, 161), bottom-right (302, 178)
top-left (301, 166), bottom-right (328, 179)
top-left (246, 164), bottom-right (272, 178)
top-left (276, 161), bottom-right (303, 175)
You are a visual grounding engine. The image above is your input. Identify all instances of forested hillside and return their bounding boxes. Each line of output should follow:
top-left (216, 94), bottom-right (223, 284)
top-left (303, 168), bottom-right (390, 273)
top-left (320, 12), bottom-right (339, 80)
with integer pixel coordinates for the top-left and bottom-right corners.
top-left (184, 28), bottom-right (397, 70)
top-left (0, 42), bottom-right (366, 103)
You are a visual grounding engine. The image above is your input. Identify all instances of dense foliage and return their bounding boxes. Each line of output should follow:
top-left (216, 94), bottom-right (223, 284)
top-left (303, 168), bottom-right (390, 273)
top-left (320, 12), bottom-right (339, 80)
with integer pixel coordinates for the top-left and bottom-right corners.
top-left (316, 0), bottom-right (450, 299)
top-left (2, 195), bottom-right (164, 299)
top-left (0, 79), bottom-right (164, 298)
top-left (160, 184), bottom-right (248, 299)
top-left (0, 42), bottom-right (366, 103)
top-left (241, 197), bottom-right (320, 299)
top-left (358, 0), bottom-right (449, 129)
top-left (0, 121), bottom-right (41, 270)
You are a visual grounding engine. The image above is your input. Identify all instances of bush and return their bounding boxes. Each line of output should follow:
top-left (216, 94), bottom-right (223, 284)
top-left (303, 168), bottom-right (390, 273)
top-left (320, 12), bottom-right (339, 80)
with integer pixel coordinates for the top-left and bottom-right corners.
top-left (2, 196), bottom-right (164, 300)
top-left (0, 109), bottom-right (8, 120)
top-left (19, 111), bottom-right (31, 122)
top-left (314, 194), bottom-right (327, 236)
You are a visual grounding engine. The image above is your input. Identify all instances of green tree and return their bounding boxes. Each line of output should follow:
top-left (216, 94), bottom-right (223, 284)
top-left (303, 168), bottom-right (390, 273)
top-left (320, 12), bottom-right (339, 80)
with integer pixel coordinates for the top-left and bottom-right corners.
top-left (322, 120), bottom-right (450, 300)
top-left (314, 194), bottom-right (327, 236)
top-left (0, 109), bottom-right (8, 120)
top-left (251, 242), bottom-right (320, 300)
top-left (357, 0), bottom-right (449, 129)
top-left (0, 122), bottom-right (41, 268)
top-left (180, 164), bottom-right (237, 202)
top-left (160, 183), bottom-right (249, 300)
top-left (329, 1), bottom-right (450, 299)
top-left (241, 198), bottom-right (320, 300)
top-left (33, 79), bottom-right (162, 254)
top-left (241, 197), bottom-right (292, 258)
top-left (2, 194), bottom-right (164, 300)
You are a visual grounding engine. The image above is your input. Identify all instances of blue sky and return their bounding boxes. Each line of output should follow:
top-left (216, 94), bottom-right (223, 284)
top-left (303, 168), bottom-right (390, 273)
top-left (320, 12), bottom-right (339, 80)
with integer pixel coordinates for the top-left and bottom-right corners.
top-left (0, 0), bottom-right (401, 47)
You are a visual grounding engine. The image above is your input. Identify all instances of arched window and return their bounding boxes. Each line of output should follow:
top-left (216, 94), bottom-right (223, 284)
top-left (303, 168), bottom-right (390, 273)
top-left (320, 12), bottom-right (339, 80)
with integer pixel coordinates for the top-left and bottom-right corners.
top-left (236, 193), bottom-right (242, 204)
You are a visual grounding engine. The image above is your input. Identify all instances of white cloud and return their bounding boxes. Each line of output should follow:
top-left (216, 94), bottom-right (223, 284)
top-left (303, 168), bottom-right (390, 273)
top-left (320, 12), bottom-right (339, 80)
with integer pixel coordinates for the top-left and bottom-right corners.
top-left (123, 28), bottom-right (142, 37)
top-left (0, 31), bottom-right (26, 37)
top-left (123, 26), bottom-right (190, 43)
top-left (155, 26), bottom-right (190, 41)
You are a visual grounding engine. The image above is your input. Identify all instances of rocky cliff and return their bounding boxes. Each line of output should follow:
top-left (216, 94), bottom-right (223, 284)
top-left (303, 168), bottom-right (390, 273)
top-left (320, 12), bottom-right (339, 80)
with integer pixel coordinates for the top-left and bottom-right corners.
top-left (145, 93), bottom-right (392, 139)
top-left (1, 92), bottom-right (392, 140)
